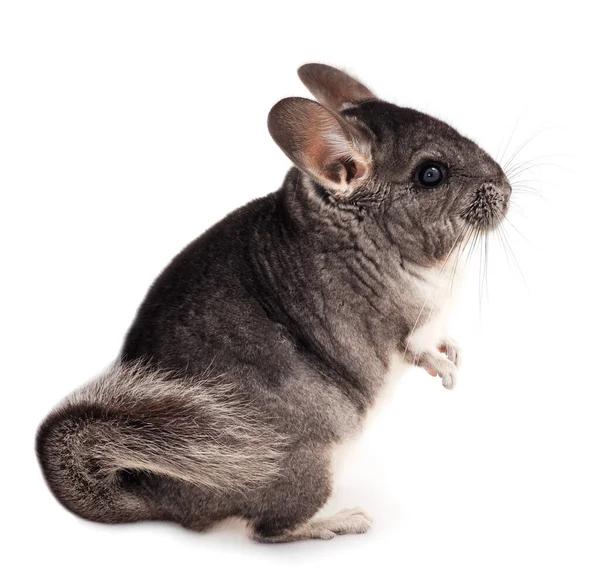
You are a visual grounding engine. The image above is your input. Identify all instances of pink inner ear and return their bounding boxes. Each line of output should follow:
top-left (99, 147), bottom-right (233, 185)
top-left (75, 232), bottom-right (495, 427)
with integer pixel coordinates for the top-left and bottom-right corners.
top-left (305, 135), bottom-right (336, 169)
top-left (321, 162), bottom-right (346, 184)
top-left (303, 132), bottom-right (370, 188)
top-left (301, 108), bottom-right (366, 186)
top-left (268, 97), bottom-right (371, 192)
top-left (315, 155), bottom-right (369, 188)
top-left (351, 158), bottom-right (368, 181)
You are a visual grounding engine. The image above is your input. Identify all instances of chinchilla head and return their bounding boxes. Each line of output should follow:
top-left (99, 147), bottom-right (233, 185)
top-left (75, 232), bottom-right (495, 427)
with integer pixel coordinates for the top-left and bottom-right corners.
top-left (268, 63), bottom-right (511, 266)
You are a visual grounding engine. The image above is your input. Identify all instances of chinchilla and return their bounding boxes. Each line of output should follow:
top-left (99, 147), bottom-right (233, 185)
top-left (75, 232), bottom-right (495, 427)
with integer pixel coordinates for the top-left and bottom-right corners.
top-left (36, 64), bottom-right (511, 542)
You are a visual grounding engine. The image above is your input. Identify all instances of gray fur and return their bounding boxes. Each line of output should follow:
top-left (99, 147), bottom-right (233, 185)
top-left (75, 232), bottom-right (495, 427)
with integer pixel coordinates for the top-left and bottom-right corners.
top-left (36, 64), bottom-right (511, 542)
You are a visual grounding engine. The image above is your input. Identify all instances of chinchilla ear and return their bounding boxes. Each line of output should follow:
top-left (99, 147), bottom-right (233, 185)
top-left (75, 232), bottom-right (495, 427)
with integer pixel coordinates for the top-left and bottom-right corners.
top-left (298, 63), bottom-right (377, 111)
top-left (268, 97), bottom-right (372, 197)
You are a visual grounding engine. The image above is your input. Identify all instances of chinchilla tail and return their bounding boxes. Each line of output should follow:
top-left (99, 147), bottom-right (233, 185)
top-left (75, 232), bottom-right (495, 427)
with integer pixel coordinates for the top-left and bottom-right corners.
top-left (35, 360), bottom-right (285, 524)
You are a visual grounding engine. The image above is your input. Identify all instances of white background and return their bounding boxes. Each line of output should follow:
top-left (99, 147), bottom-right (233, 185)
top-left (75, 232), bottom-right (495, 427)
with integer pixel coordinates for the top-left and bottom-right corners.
top-left (1, 1), bottom-right (598, 580)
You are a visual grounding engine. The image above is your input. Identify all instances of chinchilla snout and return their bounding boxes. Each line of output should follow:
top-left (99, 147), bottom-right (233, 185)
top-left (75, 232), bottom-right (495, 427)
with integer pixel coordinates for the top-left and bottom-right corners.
top-left (462, 177), bottom-right (511, 231)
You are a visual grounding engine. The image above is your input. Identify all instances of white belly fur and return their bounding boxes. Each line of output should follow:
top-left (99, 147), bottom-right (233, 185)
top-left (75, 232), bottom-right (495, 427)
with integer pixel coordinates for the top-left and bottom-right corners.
top-left (406, 253), bottom-right (463, 355)
top-left (329, 254), bottom-right (464, 497)
top-left (329, 353), bottom-right (409, 488)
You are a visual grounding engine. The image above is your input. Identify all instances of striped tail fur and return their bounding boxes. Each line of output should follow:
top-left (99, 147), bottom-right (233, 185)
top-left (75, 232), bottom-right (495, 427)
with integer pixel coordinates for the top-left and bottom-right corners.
top-left (36, 361), bottom-right (286, 524)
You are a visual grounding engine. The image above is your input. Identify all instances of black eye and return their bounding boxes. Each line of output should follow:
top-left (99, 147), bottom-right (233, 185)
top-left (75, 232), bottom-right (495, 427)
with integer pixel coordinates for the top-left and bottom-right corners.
top-left (416, 163), bottom-right (446, 188)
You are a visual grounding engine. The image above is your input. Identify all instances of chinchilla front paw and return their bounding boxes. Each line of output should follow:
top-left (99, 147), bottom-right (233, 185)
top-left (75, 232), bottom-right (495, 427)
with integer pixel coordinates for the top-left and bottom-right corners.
top-left (438, 338), bottom-right (462, 367)
top-left (411, 349), bottom-right (458, 390)
top-left (426, 353), bottom-right (457, 390)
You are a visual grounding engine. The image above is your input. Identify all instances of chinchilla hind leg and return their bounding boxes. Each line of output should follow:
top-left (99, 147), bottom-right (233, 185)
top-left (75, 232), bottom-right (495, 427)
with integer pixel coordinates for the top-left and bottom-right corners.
top-left (249, 507), bottom-right (372, 543)
top-left (246, 445), bottom-right (372, 543)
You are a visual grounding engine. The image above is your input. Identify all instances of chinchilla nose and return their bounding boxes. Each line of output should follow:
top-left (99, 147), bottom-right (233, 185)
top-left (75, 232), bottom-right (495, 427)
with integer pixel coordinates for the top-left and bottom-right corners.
top-left (463, 179), bottom-right (511, 230)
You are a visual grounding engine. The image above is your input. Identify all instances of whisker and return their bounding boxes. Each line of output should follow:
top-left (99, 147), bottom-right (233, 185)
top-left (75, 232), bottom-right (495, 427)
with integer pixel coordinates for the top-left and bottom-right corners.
top-left (484, 231), bottom-right (490, 308)
top-left (503, 214), bottom-right (533, 246)
top-left (504, 199), bottom-right (527, 216)
top-left (448, 224), bottom-right (471, 293)
top-left (511, 191), bottom-right (550, 205)
top-left (507, 161), bottom-right (566, 181)
top-left (464, 226), bottom-right (480, 268)
top-left (478, 231), bottom-right (485, 317)
top-left (509, 177), bottom-right (553, 185)
top-left (504, 153), bottom-right (567, 177)
top-left (511, 183), bottom-right (541, 193)
top-left (495, 224), bottom-right (512, 267)
top-left (497, 223), bottom-right (530, 294)
top-left (502, 128), bottom-right (552, 175)
top-left (497, 114), bottom-right (523, 166)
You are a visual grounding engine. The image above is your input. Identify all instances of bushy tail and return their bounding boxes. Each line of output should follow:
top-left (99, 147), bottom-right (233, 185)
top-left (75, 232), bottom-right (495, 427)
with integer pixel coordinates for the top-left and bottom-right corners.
top-left (36, 361), bottom-right (286, 523)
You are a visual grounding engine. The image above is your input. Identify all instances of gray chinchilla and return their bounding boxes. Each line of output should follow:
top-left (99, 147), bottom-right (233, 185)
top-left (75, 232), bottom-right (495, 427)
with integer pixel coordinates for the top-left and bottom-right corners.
top-left (36, 64), bottom-right (511, 542)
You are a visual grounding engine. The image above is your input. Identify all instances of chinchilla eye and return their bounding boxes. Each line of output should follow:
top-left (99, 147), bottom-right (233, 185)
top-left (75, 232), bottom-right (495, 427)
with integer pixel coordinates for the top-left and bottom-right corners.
top-left (416, 163), bottom-right (445, 188)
